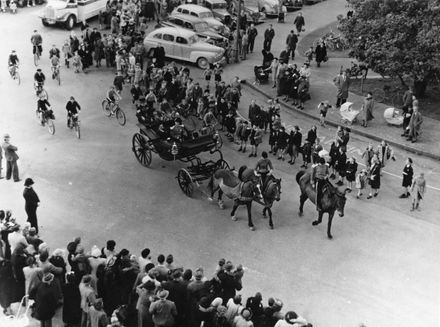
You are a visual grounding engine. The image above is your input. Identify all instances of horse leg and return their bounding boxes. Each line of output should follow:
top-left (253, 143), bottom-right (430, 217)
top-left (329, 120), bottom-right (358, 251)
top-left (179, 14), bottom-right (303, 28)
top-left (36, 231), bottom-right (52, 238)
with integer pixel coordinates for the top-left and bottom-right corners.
top-left (262, 207), bottom-right (267, 218)
top-left (312, 210), bottom-right (323, 226)
top-left (268, 207), bottom-right (274, 229)
top-left (299, 193), bottom-right (307, 216)
top-left (247, 202), bottom-right (255, 231)
top-left (218, 189), bottom-right (224, 209)
top-left (231, 200), bottom-right (239, 221)
top-left (327, 212), bottom-right (334, 239)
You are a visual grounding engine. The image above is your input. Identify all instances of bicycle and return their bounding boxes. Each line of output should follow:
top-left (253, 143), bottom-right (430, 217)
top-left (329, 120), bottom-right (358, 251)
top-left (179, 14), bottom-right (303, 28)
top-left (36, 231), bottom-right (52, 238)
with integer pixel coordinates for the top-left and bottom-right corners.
top-left (9, 65), bottom-right (20, 85)
top-left (52, 66), bottom-right (61, 85)
top-left (36, 109), bottom-right (55, 135)
top-left (33, 45), bottom-right (41, 66)
top-left (101, 99), bottom-right (126, 126)
top-left (68, 114), bottom-right (81, 139)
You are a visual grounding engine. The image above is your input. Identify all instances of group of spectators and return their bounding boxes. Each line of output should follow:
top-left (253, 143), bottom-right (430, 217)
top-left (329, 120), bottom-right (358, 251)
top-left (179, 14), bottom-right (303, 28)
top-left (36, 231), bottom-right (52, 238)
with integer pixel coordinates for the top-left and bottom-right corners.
top-left (0, 214), bottom-right (312, 327)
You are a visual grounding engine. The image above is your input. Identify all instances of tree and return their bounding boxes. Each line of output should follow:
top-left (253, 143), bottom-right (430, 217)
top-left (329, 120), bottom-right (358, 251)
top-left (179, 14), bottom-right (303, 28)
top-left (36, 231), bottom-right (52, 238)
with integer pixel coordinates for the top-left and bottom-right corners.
top-left (340, 0), bottom-right (440, 96)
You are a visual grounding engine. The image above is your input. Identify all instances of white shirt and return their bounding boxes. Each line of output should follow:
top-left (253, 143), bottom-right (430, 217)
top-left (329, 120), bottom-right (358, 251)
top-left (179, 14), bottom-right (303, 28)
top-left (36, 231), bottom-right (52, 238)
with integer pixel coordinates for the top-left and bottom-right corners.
top-left (138, 256), bottom-right (152, 272)
top-left (274, 317), bottom-right (308, 327)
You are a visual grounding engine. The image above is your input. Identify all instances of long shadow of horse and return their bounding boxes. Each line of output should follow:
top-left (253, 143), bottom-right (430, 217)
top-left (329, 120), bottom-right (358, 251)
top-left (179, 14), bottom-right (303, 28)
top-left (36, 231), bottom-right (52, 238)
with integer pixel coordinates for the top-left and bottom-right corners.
top-left (296, 170), bottom-right (348, 239)
top-left (208, 166), bottom-right (281, 230)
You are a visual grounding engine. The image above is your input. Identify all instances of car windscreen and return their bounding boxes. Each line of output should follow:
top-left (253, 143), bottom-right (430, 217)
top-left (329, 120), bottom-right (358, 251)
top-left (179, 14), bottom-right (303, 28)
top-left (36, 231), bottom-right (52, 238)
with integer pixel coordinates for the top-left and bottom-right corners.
top-left (194, 22), bottom-right (209, 32)
top-left (188, 35), bottom-right (199, 44)
top-left (212, 3), bottom-right (227, 9)
top-left (199, 11), bottom-right (214, 18)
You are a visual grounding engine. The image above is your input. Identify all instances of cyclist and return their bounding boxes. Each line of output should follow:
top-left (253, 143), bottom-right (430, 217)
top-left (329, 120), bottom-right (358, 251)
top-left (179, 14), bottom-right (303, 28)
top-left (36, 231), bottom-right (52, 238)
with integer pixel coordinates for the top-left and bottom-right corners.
top-left (49, 44), bottom-right (60, 59)
top-left (8, 50), bottom-right (19, 78)
top-left (66, 96), bottom-right (81, 128)
top-left (37, 95), bottom-right (51, 125)
top-left (107, 85), bottom-right (121, 112)
top-left (50, 54), bottom-right (61, 80)
top-left (31, 30), bottom-right (43, 58)
top-left (34, 68), bottom-right (46, 86)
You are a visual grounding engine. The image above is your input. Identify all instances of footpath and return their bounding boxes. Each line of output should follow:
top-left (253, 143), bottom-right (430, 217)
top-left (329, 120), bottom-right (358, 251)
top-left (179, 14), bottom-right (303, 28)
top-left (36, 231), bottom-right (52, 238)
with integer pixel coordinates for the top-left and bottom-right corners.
top-left (222, 0), bottom-right (440, 160)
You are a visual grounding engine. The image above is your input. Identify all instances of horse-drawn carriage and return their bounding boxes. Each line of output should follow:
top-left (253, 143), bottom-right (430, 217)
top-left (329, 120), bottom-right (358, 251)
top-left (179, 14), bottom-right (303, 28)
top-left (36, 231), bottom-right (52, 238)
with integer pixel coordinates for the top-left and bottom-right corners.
top-left (131, 123), bottom-right (229, 197)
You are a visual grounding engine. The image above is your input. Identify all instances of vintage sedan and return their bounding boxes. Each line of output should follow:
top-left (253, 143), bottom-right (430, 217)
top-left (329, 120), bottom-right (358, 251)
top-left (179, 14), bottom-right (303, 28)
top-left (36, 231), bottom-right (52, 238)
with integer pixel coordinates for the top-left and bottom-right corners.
top-left (162, 14), bottom-right (228, 46)
top-left (201, 0), bottom-right (232, 24)
top-left (143, 27), bottom-right (224, 69)
top-left (172, 4), bottom-right (230, 37)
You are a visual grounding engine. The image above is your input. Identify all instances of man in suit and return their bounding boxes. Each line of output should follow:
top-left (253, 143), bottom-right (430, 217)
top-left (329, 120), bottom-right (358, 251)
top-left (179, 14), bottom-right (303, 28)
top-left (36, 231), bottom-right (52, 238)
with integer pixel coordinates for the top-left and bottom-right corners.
top-left (334, 70), bottom-right (350, 108)
top-left (248, 100), bottom-right (261, 126)
top-left (263, 24), bottom-right (275, 51)
top-left (286, 30), bottom-right (298, 60)
top-left (1, 134), bottom-right (20, 182)
top-left (407, 105), bottom-right (423, 143)
top-left (247, 23), bottom-right (258, 53)
top-left (23, 178), bottom-right (40, 234)
top-left (293, 12), bottom-right (305, 34)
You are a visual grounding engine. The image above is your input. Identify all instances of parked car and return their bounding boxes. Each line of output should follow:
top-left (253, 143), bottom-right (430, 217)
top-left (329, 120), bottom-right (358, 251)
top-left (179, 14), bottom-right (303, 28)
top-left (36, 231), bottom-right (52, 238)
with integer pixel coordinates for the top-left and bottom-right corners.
top-left (162, 14), bottom-right (228, 46)
top-left (200, 0), bottom-right (232, 24)
top-left (283, 0), bottom-right (303, 12)
top-left (255, 0), bottom-right (286, 17)
top-left (143, 27), bottom-right (225, 69)
top-left (38, 0), bottom-right (107, 30)
top-left (230, 0), bottom-right (265, 24)
top-left (172, 4), bottom-right (230, 37)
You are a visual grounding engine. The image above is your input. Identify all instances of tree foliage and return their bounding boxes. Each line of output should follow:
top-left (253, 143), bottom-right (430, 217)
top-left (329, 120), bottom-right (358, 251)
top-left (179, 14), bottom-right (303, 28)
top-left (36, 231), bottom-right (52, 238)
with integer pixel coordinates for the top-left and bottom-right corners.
top-left (340, 0), bottom-right (440, 90)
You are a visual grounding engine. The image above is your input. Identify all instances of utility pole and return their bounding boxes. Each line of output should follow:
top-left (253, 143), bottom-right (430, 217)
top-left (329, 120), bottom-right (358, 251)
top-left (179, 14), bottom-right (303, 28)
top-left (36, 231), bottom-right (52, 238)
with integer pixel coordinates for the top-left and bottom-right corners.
top-left (235, 0), bottom-right (242, 63)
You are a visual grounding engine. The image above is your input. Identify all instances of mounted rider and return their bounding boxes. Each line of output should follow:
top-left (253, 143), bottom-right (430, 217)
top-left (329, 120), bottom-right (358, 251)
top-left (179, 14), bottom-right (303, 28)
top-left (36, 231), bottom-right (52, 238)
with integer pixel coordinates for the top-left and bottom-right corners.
top-left (255, 151), bottom-right (273, 189)
top-left (311, 157), bottom-right (329, 211)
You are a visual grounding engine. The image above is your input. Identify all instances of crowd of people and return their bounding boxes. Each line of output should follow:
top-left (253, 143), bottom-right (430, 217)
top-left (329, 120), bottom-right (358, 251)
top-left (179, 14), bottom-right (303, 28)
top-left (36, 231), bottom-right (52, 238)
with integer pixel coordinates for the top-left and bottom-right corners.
top-left (0, 218), bottom-right (312, 327)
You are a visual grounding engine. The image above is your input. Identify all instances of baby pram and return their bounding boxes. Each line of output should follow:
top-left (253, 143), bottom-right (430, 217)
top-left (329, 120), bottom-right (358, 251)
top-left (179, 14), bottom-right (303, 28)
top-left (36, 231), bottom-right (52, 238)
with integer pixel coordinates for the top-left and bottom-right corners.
top-left (254, 65), bottom-right (269, 85)
top-left (340, 102), bottom-right (360, 125)
top-left (384, 107), bottom-right (403, 126)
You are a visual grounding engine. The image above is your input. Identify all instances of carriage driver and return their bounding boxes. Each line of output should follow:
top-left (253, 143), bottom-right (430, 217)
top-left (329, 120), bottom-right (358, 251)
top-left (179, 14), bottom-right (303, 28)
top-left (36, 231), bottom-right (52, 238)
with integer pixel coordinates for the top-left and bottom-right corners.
top-left (255, 151), bottom-right (273, 188)
top-left (311, 157), bottom-right (329, 211)
top-left (170, 117), bottom-right (187, 141)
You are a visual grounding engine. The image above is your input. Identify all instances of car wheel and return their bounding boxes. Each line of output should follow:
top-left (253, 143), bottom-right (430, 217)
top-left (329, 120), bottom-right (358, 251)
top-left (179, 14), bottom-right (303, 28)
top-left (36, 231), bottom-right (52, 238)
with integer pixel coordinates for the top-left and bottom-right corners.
top-left (42, 19), bottom-right (49, 27)
top-left (65, 15), bottom-right (76, 30)
top-left (197, 57), bottom-right (209, 69)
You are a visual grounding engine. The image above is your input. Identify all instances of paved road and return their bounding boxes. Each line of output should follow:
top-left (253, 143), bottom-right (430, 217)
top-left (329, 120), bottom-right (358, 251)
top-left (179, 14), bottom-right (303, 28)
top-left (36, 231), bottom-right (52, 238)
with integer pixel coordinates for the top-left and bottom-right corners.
top-left (0, 6), bottom-right (439, 327)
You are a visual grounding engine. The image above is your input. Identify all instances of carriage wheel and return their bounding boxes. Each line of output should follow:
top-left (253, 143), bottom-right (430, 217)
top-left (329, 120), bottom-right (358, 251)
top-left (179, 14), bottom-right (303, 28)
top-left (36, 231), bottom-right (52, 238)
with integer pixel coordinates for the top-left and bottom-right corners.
top-left (132, 133), bottom-right (152, 167)
top-left (216, 159), bottom-right (230, 170)
top-left (177, 168), bottom-right (194, 197)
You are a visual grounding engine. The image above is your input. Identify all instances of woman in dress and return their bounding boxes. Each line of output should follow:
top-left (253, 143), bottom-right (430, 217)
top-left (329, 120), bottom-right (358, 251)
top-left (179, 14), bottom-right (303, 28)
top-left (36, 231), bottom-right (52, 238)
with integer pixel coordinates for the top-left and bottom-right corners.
top-left (345, 157), bottom-right (358, 190)
top-left (367, 157), bottom-right (381, 199)
top-left (399, 158), bottom-right (413, 198)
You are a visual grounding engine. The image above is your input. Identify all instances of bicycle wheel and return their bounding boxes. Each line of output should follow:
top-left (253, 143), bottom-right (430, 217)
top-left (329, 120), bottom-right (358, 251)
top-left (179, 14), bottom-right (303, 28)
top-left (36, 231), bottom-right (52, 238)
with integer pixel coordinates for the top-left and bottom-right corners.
top-left (16, 72), bottom-right (20, 85)
top-left (34, 53), bottom-right (39, 67)
top-left (56, 71), bottom-right (61, 86)
top-left (102, 99), bottom-right (111, 117)
top-left (75, 123), bottom-right (81, 139)
top-left (116, 108), bottom-right (126, 126)
top-left (47, 119), bottom-right (55, 135)
top-left (373, 88), bottom-right (385, 103)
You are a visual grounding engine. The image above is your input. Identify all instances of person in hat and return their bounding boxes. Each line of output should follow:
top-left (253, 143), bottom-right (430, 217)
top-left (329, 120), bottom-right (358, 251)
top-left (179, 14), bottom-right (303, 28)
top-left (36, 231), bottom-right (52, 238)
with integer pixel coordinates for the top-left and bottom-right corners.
top-left (8, 50), bottom-right (20, 78)
top-left (34, 68), bottom-right (46, 87)
top-left (30, 272), bottom-right (59, 327)
top-left (333, 69), bottom-right (350, 108)
top-left (274, 311), bottom-right (308, 327)
top-left (2, 134), bottom-right (20, 182)
top-left (360, 92), bottom-right (374, 127)
top-left (399, 157), bottom-right (414, 198)
top-left (410, 172), bottom-right (426, 211)
top-left (149, 289), bottom-right (177, 327)
top-left (23, 178), bottom-right (40, 233)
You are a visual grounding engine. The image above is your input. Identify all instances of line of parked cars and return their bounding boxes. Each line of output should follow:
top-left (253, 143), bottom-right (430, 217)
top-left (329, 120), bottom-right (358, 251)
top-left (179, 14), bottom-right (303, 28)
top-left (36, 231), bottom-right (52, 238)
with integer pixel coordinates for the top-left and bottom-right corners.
top-left (143, 0), bottom-right (328, 69)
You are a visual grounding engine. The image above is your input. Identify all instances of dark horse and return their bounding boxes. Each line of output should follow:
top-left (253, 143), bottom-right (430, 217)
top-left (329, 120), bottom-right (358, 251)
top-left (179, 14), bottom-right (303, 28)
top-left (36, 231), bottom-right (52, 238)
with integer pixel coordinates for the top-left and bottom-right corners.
top-left (208, 166), bottom-right (263, 230)
top-left (296, 170), bottom-right (347, 239)
top-left (239, 167), bottom-right (282, 229)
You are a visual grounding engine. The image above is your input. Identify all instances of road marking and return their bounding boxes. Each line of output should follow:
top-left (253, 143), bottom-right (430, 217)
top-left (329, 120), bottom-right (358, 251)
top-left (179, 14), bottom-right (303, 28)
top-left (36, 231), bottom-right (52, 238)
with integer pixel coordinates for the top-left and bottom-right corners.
top-left (235, 103), bottom-right (440, 192)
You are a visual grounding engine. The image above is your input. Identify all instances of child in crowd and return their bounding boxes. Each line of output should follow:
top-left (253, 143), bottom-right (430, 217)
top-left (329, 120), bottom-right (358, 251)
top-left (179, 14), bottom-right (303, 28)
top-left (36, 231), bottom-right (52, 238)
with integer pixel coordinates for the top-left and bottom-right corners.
top-left (318, 101), bottom-right (332, 126)
top-left (355, 169), bottom-right (368, 199)
top-left (304, 46), bottom-right (314, 63)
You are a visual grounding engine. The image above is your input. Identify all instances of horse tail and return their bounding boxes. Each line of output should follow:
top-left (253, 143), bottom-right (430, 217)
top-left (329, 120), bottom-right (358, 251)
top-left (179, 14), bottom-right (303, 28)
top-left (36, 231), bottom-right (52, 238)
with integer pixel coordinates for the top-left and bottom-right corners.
top-left (238, 165), bottom-right (247, 181)
top-left (296, 170), bottom-right (306, 185)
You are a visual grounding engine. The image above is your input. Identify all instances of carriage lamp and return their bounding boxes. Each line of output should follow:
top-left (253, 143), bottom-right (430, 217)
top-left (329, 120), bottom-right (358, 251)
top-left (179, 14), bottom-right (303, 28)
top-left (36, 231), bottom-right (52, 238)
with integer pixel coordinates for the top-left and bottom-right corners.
top-left (214, 131), bottom-right (221, 148)
top-left (171, 142), bottom-right (179, 156)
